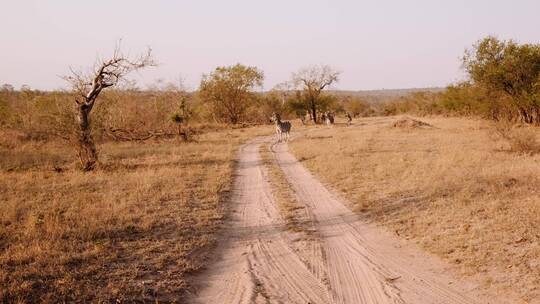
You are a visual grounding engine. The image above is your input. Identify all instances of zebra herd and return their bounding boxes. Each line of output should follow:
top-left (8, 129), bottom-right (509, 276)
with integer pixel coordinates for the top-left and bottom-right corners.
top-left (271, 112), bottom-right (353, 143)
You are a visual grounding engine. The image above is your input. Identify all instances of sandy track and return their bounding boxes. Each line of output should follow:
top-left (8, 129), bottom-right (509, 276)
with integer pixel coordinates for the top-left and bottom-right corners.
top-left (188, 138), bottom-right (330, 304)
top-left (189, 138), bottom-right (505, 304)
top-left (272, 142), bottom-right (505, 304)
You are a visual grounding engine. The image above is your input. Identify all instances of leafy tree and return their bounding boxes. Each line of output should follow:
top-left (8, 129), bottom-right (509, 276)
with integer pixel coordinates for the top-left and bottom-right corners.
top-left (343, 96), bottom-right (369, 117)
top-left (291, 65), bottom-right (339, 123)
top-left (1, 83), bottom-right (14, 92)
top-left (199, 64), bottom-right (264, 124)
top-left (286, 91), bottom-right (309, 120)
top-left (254, 91), bottom-right (286, 123)
top-left (463, 36), bottom-right (540, 123)
top-left (248, 82), bottom-right (296, 123)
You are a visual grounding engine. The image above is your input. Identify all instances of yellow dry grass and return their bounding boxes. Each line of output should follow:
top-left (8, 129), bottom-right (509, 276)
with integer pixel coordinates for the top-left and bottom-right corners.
top-left (0, 126), bottom-right (269, 303)
top-left (289, 116), bottom-right (540, 302)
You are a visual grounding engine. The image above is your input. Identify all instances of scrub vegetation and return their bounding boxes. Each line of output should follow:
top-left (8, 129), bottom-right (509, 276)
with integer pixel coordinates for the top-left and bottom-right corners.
top-left (2, 35), bottom-right (540, 302)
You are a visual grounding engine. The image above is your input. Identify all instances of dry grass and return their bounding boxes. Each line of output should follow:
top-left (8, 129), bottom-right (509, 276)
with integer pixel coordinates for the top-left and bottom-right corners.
top-left (491, 121), bottom-right (540, 155)
top-left (289, 115), bottom-right (540, 302)
top-left (0, 126), bottom-right (270, 303)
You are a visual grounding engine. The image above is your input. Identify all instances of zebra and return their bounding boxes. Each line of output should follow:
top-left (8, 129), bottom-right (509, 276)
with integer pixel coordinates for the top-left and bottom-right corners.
top-left (271, 113), bottom-right (291, 142)
top-left (325, 112), bottom-right (335, 125)
top-left (346, 112), bottom-right (352, 125)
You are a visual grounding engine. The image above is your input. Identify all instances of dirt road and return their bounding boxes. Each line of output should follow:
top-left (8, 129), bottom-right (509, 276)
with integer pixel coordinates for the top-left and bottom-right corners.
top-left (188, 138), bottom-right (506, 304)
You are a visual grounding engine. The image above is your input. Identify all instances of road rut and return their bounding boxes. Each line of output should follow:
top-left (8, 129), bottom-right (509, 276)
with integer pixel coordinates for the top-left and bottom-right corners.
top-left (189, 138), bottom-right (506, 304)
top-left (188, 138), bottom-right (330, 304)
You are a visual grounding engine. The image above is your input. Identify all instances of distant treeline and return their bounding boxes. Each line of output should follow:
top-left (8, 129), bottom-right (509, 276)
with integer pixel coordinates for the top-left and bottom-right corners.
top-left (2, 36), bottom-right (540, 147)
top-left (0, 85), bottom-right (376, 144)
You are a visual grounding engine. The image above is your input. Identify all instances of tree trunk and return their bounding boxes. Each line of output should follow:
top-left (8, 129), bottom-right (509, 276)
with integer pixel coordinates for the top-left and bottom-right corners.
top-left (77, 104), bottom-right (97, 171)
top-left (310, 98), bottom-right (317, 124)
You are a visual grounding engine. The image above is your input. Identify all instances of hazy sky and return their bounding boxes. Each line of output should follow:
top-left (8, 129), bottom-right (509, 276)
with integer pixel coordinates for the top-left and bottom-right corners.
top-left (1, 0), bottom-right (539, 91)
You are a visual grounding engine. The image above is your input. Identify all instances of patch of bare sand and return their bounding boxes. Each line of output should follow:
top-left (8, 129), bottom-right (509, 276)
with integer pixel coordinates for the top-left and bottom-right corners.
top-left (273, 142), bottom-right (509, 304)
top-left (190, 134), bottom-right (512, 303)
top-left (187, 138), bottom-right (329, 304)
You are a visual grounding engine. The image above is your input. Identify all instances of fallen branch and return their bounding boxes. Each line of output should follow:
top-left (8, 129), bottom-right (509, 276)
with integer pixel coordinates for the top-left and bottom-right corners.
top-left (105, 128), bottom-right (175, 141)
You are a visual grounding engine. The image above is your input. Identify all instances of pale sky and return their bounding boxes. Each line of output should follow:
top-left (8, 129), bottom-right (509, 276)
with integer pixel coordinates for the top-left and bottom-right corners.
top-left (1, 0), bottom-right (539, 91)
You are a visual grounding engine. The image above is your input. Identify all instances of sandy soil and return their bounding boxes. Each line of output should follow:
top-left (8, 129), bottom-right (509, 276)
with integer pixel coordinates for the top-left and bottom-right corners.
top-left (188, 136), bottom-right (511, 304)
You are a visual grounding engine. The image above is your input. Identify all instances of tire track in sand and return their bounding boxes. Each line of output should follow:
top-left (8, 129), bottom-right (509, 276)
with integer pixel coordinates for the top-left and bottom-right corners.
top-left (188, 138), bottom-right (330, 304)
top-left (189, 137), bottom-right (507, 304)
top-left (272, 142), bottom-right (506, 304)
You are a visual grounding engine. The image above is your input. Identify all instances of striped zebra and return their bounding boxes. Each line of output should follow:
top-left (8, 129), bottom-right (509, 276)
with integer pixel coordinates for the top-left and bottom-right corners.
top-left (271, 113), bottom-right (291, 142)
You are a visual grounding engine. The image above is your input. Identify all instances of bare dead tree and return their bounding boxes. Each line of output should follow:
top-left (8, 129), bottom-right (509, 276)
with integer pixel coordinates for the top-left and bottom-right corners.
top-left (292, 65), bottom-right (339, 124)
top-left (63, 44), bottom-right (155, 170)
